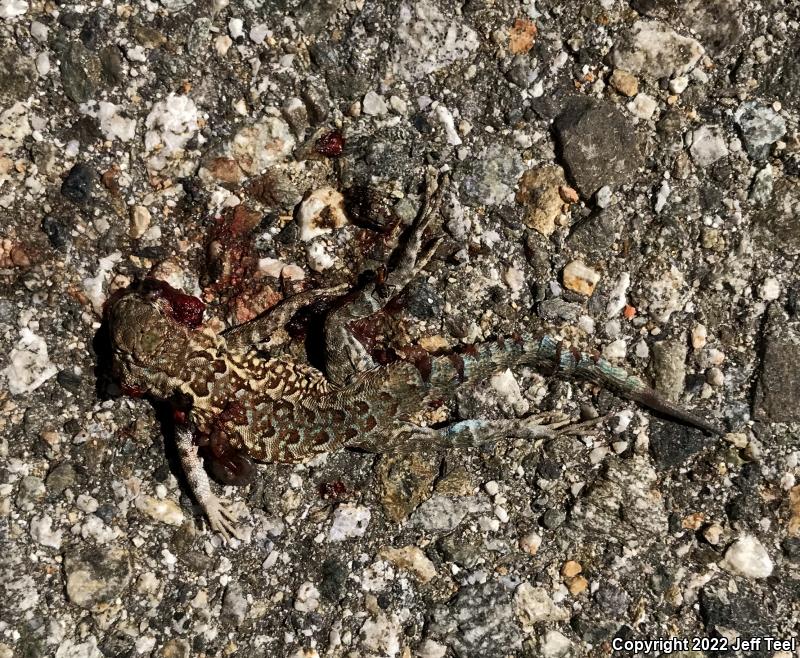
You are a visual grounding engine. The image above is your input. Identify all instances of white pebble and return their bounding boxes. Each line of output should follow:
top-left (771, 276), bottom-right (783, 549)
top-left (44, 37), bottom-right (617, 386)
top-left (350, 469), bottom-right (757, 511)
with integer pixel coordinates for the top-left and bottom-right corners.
top-left (35, 52), bottom-right (50, 75)
top-left (306, 241), bottom-right (335, 272)
top-left (628, 93), bottom-right (657, 120)
top-left (0, 0), bottom-right (28, 18)
top-left (296, 187), bottom-right (348, 241)
top-left (596, 185), bottom-right (613, 208)
top-left (577, 315), bottom-right (595, 334)
top-left (720, 535), bottom-right (773, 579)
top-left (603, 339), bottom-right (627, 361)
top-left (126, 45), bottom-right (147, 63)
top-left (389, 95), bottom-right (407, 114)
top-left (669, 76), bottom-right (689, 94)
top-left (589, 446), bottom-right (609, 464)
top-left (328, 503), bottom-right (371, 541)
top-left (362, 90), bottom-right (388, 116)
top-left (30, 20), bottom-right (48, 41)
top-left (435, 104), bottom-right (462, 145)
top-left (228, 17), bottom-right (244, 39)
top-left (759, 277), bottom-right (780, 301)
top-left (519, 531), bottom-right (542, 555)
top-left (250, 23), bottom-right (269, 44)
top-left (706, 367), bottom-right (724, 387)
top-left (294, 581), bottom-right (320, 612)
top-left (215, 35), bottom-right (233, 56)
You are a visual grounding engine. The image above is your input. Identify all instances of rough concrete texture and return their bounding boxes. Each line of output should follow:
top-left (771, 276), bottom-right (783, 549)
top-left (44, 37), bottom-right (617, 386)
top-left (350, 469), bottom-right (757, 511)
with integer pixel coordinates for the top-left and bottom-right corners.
top-left (1, 0), bottom-right (799, 656)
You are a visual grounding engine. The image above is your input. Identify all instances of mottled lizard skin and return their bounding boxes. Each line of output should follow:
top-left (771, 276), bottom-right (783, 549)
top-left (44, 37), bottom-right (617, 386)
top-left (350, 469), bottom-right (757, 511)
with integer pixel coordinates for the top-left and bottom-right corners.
top-left (106, 176), bottom-right (722, 539)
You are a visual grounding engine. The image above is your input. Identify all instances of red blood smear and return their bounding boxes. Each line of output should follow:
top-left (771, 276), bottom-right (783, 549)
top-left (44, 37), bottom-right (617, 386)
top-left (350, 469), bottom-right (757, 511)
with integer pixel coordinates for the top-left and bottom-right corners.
top-left (144, 279), bottom-right (206, 328)
top-left (121, 384), bottom-right (147, 398)
top-left (315, 130), bottom-right (344, 157)
top-left (319, 480), bottom-right (348, 500)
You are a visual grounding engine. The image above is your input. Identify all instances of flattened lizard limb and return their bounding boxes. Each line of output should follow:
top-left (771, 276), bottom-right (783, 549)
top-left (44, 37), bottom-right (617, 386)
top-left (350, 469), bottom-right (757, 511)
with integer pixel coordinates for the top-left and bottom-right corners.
top-left (175, 426), bottom-right (243, 541)
top-left (224, 283), bottom-right (349, 352)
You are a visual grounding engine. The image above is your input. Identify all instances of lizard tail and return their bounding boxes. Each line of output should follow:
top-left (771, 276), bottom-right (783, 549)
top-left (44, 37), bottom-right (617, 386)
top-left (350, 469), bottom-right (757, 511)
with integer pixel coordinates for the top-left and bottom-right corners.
top-left (423, 333), bottom-right (723, 435)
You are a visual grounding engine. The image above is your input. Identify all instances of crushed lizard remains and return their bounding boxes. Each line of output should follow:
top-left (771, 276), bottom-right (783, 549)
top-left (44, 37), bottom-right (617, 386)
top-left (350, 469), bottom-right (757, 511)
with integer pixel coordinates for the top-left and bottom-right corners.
top-left (105, 174), bottom-right (723, 540)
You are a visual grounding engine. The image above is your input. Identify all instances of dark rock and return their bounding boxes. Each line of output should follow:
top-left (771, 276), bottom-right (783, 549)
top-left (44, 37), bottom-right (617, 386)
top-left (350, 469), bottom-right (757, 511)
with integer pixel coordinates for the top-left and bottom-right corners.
top-left (760, 36), bottom-right (800, 110)
top-left (553, 97), bottom-right (643, 198)
top-left (753, 176), bottom-right (800, 255)
top-left (242, 169), bottom-right (300, 211)
top-left (629, 0), bottom-right (677, 18)
top-left (537, 458), bottom-right (563, 480)
top-left (274, 221), bottom-right (299, 245)
top-left (594, 584), bottom-right (631, 617)
top-left (504, 55), bottom-right (536, 88)
top-left (46, 463), bottom-right (77, 495)
top-left (41, 216), bottom-right (71, 250)
top-left (538, 298), bottom-right (582, 322)
top-left (401, 280), bottom-right (444, 320)
top-left (682, 0), bottom-right (744, 55)
top-left (59, 11), bottom-right (84, 29)
top-left (699, 584), bottom-right (771, 651)
top-left (429, 582), bottom-right (522, 657)
top-left (94, 503), bottom-right (117, 524)
top-left (735, 103), bottom-right (786, 160)
top-left (0, 49), bottom-right (38, 104)
top-left (100, 45), bottom-right (125, 87)
top-left (725, 493), bottom-right (760, 524)
top-left (300, 81), bottom-right (331, 124)
top-left (571, 615), bottom-right (615, 644)
top-left (56, 369), bottom-right (82, 394)
top-left (67, 116), bottom-right (103, 145)
top-left (61, 163), bottom-right (96, 204)
top-left (377, 452), bottom-right (438, 522)
top-left (297, 0), bottom-right (342, 34)
top-left (343, 185), bottom-right (396, 230)
top-left (59, 41), bottom-right (100, 103)
top-left (542, 508), bottom-right (566, 529)
top-left (437, 535), bottom-right (482, 569)
top-left (567, 207), bottom-right (622, 257)
top-left (648, 419), bottom-right (710, 468)
top-left (80, 11), bottom-right (108, 50)
top-left (753, 307), bottom-right (800, 421)
top-left (319, 558), bottom-right (349, 601)
top-left (782, 537), bottom-right (800, 562)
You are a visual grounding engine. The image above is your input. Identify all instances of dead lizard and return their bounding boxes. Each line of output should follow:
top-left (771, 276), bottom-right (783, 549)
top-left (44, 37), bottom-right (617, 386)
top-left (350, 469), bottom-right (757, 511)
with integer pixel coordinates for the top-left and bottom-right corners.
top-left (106, 174), bottom-right (722, 539)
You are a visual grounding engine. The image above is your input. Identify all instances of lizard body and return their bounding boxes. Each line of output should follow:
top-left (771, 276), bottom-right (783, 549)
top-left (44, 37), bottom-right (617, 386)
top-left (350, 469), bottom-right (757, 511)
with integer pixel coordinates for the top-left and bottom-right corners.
top-left (106, 176), bottom-right (722, 538)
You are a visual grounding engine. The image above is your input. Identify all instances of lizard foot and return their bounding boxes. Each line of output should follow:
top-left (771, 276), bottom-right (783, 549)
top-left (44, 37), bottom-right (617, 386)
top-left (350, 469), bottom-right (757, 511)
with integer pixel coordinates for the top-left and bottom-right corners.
top-left (523, 411), bottom-right (573, 433)
top-left (556, 414), bottom-right (609, 436)
top-left (203, 496), bottom-right (243, 542)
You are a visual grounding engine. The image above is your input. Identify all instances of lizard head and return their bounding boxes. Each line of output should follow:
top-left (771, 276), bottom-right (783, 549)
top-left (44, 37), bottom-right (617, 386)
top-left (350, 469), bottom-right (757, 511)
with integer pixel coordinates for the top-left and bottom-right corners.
top-left (105, 279), bottom-right (206, 397)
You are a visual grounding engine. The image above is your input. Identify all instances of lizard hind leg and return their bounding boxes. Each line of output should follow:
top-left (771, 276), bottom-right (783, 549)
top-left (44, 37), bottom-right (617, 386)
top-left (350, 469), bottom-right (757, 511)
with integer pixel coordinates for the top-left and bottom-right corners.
top-left (374, 412), bottom-right (573, 454)
top-left (323, 172), bottom-right (449, 387)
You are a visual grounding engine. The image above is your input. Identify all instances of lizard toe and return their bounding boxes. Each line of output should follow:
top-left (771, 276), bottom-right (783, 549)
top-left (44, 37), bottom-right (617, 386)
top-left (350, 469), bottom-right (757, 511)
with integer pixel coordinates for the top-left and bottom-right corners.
top-left (205, 498), bottom-right (243, 542)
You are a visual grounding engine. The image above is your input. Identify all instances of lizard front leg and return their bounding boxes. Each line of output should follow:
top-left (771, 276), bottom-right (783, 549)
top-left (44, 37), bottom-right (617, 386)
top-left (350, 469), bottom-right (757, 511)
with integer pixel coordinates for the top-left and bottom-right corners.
top-left (324, 172), bottom-right (448, 387)
top-left (223, 283), bottom-right (348, 353)
top-left (175, 425), bottom-right (242, 541)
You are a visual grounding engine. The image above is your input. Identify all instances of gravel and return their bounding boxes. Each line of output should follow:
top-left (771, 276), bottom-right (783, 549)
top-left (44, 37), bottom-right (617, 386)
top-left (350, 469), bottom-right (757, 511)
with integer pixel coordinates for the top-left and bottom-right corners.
top-left (2, 0), bottom-right (799, 655)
